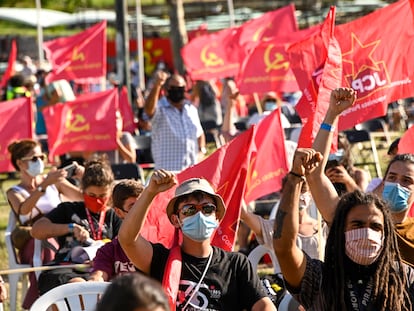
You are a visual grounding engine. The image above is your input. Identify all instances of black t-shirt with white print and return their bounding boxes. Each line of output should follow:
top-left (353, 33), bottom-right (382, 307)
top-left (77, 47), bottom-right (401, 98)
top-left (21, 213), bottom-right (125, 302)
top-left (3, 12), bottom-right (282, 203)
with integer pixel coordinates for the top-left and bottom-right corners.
top-left (150, 243), bottom-right (266, 310)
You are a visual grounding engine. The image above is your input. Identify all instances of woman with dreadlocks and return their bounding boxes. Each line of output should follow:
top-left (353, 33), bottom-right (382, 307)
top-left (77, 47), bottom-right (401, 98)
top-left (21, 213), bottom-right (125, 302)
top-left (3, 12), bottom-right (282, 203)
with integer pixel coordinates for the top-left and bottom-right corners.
top-left (274, 148), bottom-right (414, 310)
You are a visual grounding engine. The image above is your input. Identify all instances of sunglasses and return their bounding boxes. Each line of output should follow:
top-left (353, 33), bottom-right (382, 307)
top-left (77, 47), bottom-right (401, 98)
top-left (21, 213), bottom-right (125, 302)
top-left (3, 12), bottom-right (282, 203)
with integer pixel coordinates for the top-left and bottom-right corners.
top-left (179, 203), bottom-right (217, 217)
top-left (21, 154), bottom-right (45, 162)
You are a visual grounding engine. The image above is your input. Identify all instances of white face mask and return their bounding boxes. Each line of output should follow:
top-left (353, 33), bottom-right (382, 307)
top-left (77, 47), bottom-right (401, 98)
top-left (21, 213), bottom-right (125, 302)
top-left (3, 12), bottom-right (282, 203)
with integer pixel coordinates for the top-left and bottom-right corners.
top-left (26, 159), bottom-right (45, 177)
top-left (345, 228), bottom-right (383, 266)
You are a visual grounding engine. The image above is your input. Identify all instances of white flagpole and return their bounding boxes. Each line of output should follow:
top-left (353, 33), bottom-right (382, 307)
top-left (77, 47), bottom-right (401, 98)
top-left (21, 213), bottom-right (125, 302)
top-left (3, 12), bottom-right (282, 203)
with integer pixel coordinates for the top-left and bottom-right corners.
top-left (135, 0), bottom-right (146, 91)
top-left (35, 0), bottom-right (44, 63)
top-left (227, 0), bottom-right (236, 27)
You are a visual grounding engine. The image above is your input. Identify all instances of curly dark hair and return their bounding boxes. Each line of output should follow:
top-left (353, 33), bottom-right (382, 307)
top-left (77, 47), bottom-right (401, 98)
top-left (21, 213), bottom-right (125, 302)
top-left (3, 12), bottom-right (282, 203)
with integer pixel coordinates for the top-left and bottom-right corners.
top-left (81, 156), bottom-right (114, 190)
top-left (321, 190), bottom-right (411, 311)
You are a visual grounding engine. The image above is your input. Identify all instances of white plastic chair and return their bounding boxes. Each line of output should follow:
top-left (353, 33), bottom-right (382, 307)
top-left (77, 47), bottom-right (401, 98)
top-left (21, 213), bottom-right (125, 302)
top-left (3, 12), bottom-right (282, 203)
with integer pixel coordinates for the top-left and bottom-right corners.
top-left (248, 245), bottom-right (301, 311)
top-left (5, 211), bottom-right (31, 311)
top-left (247, 244), bottom-right (281, 274)
top-left (5, 211), bottom-right (44, 311)
top-left (278, 293), bottom-right (301, 311)
top-left (30, 282), bottom-right (110, 311)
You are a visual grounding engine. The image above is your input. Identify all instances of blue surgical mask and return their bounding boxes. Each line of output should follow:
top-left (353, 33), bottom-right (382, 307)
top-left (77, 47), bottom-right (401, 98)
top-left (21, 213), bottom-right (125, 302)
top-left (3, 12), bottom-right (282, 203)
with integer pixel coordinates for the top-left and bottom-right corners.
top-left (382, 181), bottom-right (411, 213)
top-left (181, 212), bottom-right (218, 242)
top-left (264, 101), bottom-right (277, 111)
top-left (26, 159), bottom-right (45, 177)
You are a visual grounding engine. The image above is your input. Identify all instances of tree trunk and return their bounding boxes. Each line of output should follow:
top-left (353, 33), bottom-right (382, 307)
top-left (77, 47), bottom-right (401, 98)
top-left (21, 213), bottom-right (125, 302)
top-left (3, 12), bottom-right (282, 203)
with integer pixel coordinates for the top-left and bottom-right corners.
top-left (167, 0), bottom-right (187, 75)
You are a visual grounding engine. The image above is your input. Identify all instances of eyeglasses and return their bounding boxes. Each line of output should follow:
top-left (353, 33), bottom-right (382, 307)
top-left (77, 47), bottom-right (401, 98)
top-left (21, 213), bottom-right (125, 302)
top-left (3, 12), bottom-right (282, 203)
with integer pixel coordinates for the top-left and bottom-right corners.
top-left (21, 154), bottom-right (45, 162)
top-left (178, 203), bottom-right (217, 217)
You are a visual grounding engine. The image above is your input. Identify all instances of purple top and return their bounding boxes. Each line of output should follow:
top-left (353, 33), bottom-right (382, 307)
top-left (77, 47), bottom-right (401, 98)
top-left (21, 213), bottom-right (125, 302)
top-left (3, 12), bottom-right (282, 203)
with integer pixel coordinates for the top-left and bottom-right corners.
top-left (92, 237), bottom-right (136, 280)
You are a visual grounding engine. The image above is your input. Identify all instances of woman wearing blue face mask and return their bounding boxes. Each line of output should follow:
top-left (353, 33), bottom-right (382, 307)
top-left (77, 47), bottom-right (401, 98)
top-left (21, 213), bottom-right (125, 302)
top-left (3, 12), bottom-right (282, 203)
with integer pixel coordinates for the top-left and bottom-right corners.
top-left (6, 139), bottom-right (83, 309)
top-left (374, 153), bottom-right (414, 266)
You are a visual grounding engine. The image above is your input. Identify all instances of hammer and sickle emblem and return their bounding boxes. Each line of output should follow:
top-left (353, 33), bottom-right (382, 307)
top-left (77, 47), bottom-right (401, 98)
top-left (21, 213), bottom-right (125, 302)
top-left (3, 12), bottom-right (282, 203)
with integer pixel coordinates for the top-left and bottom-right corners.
top-left (252, 26), bottom-right (266, 42)
top-left (264, 45), bottom-right (289, 73)
top-left (65, 109), bottom-right (90, 134)
top-left (200, 45), bottom-right (224, 67)
top-left (72, 46), bottom-right (85, 62)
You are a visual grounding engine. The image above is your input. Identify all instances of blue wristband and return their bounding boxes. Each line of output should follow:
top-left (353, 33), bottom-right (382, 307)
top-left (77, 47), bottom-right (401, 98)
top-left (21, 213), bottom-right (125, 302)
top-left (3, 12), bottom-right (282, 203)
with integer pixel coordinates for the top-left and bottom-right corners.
top-left (68, 223), bottom-right (75, 234)
top-left (320, 122), bottom-right (335, 132)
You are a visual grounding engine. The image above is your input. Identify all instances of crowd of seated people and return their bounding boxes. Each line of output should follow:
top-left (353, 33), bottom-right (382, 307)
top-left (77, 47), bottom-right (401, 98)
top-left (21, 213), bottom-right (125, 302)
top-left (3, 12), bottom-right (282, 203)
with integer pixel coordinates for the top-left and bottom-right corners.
top-left (3, 60), bottom-right (414, 311)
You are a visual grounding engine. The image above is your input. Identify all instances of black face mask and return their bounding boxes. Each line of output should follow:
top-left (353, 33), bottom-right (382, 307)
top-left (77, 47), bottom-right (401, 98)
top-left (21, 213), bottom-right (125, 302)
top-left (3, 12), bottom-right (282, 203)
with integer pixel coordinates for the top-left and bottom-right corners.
top-left (167, 87), bottom-right (186, 103)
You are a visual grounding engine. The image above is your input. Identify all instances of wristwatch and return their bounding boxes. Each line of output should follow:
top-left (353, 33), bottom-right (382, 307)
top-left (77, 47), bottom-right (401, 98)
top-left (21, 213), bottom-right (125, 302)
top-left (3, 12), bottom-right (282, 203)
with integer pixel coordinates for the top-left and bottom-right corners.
top-left (37, 186), bottom-right (46, 193)
top-left (200, 147), bottom-right (207, 155)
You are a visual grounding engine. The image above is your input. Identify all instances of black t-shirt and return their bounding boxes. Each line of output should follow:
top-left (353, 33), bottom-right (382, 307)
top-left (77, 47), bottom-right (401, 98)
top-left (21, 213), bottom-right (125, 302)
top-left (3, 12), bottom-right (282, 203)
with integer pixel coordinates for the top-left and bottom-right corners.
top-left (45, 201), bottom-right (122, 263)
top-left (150, 243), bottom-right (266, 310)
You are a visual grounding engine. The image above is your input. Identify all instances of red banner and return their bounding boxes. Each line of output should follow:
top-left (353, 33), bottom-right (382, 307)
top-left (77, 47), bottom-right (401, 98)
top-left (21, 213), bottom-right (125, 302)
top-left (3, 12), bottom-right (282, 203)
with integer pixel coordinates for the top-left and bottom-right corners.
top-left (237, 42), bottom-right (298, 94)
top-left (187, 24), bottom-right (208, 42)
top-left (140, 109), bottom-right (288, 251)
top-left (237, 25), bottom-right (321, 95)
top-left (398, 126), bottom-right (414, 154)
top-left (292, 7), bottom-right (342, 151)
top-left (119, 86), bottom-right (136, 133)
top-left (0, 39), bottom-right (16, 89)
top-left (43, 88), bottom-right (118, 158)
top-left (290, 0), bottom-right (414, 131)
top-left (0, 97), bottom-right (33, 172)
top-left (181, 5), bottom-right (298, 81)
top-left (181, 27), bottom-right (241, 81)
top-left (44, 21), bottom-right (107, 83)
top-left (127, 38), bottom-right (174, 76)
top-left (336, 0), bottom-right (414, 130)
top-left (237, 4), bottom-right (298, 51)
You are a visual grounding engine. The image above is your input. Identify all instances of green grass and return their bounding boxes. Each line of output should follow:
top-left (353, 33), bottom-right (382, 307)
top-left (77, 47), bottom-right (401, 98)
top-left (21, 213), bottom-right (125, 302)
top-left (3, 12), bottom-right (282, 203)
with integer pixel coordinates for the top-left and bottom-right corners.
top-left (0, 175), bottom-right (22, 311)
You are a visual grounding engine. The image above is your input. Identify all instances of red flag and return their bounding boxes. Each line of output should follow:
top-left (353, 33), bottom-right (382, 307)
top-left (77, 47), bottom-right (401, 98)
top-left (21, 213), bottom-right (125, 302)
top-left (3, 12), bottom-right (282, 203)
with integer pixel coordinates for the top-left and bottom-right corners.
top-left (140, 109), bottom-right (288, 251)
top-left (119, 86), bottom-right (136, 134)
top-left (291, 7), bottom-right (342, 150)
top-left (44, 21), bottom-right (107, 84)
top-left (291, 0), bottom-right (414, 131)
top-left (181, 27), bottom-right (241, 81)
top-left (187, 23), bottom-right (208, 42)
top-left (0, 39), bottom-right (17, 89)
top-left (108, 38), bottom-right (174, 76)
top-left (397, 126), bottom-right (414, 154)
top-left (336, 0), bottom-right (414, 130)
top-left (0, 97), bottom-right (33, 172)
top-left (237, 25), bottom-right (321, 95)
top-left (243, 109), bottom-right (289, 203)
top-left (237, 4), bottom-right (298, 51)
top-left (43, 89), bottom-right (118, 159)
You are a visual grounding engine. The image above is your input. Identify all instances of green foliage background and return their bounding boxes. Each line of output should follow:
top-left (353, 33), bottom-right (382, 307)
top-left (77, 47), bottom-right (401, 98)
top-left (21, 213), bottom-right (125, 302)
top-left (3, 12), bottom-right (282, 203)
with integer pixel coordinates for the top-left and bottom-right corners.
top-left (0, 0), bottom-right (164, 36)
